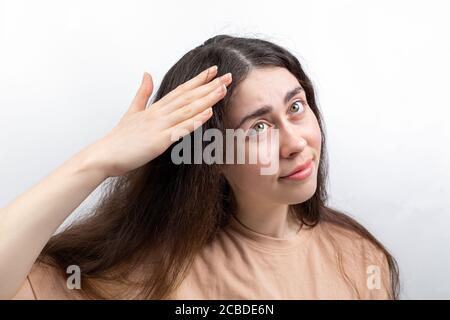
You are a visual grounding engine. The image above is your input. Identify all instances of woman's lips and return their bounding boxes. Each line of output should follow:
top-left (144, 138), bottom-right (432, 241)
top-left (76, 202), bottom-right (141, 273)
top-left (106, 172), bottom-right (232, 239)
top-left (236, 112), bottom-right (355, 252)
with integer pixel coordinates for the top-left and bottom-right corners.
top-left (280, 159), bottom-right (314, 181)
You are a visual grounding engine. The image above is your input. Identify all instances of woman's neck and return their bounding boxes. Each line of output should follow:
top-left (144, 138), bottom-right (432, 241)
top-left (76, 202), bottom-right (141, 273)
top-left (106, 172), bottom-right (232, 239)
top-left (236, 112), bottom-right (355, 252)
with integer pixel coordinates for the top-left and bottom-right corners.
top-left (233, 203), bottom-right (301, 239)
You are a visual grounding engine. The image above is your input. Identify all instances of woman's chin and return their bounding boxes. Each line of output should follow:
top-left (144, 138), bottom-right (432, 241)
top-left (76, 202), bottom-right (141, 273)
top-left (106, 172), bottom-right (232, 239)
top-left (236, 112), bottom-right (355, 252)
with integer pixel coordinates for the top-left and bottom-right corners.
top-left (280, 184), bottom-right (318, 205)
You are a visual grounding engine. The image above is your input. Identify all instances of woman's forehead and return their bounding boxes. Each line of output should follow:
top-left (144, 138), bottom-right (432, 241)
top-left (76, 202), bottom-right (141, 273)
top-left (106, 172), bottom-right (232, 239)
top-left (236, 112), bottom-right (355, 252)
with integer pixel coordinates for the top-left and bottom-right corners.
top-left (228, 67), bottom-right (302, 118)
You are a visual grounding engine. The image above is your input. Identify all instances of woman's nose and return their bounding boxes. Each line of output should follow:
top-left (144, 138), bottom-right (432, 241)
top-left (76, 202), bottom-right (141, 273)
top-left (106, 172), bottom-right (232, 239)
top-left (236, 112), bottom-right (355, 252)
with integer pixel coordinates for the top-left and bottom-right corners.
top-left (279, 125), bottom-right (307, 159)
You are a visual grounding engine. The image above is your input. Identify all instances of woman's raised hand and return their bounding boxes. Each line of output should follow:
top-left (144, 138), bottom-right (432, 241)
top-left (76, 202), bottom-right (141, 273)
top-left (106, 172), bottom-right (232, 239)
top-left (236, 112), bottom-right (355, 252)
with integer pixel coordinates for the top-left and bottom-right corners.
top-left (90, 66), bottom-right (232, 178)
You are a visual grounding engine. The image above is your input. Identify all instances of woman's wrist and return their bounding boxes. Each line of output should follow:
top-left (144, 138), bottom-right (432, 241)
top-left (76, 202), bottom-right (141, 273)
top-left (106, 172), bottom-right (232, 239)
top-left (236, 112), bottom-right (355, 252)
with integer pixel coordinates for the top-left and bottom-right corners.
top-left (69, 140), bottom-right (112, 182)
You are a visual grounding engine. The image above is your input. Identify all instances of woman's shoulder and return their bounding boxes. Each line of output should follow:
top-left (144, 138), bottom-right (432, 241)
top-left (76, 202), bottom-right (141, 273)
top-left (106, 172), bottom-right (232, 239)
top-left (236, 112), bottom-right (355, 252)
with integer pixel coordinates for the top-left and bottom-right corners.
top-left (316, 217), bottom-right (388, 263)
top-left (12, 260), bottom-right (81, 300)
top-left (12, 257), bottom-right (157, 300)
top-left (315, 218), bottom-right (393, 299)
top-left (11, 275), bottom-right (35, 300)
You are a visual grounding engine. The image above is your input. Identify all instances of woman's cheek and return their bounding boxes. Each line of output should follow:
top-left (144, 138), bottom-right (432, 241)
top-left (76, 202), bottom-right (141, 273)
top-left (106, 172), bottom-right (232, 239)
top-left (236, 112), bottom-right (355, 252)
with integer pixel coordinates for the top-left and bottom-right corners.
top-left (229, 163), bottom-right (265, 192)
top-left (312, 126), bottom-right (322, 153)
top-left (307, 114), bottom-right (322, 155)
top-left (240, 142), bottom-right (274, 182)
top-left (251, 130), bottom-right (281, 168)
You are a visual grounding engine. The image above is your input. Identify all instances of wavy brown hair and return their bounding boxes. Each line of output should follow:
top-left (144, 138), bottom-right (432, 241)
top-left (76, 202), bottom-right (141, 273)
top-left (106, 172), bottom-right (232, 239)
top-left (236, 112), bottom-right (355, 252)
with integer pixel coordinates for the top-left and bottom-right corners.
top-left (38, 34), bottom-right (400, 299)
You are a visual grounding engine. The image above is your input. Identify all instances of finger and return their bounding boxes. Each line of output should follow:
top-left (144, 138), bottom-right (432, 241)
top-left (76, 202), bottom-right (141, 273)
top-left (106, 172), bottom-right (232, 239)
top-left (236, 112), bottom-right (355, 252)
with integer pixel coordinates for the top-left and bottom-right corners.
top-left (165, 82), bottom-right (226, 128)
top-left (162, 72), bottom-right (232, 114)
top-left (169, 107), bottom-right (213, 138)
top-left (153, 65), bottom-right (218, 109)
top-left (128, 72), bottom-right (153, 114)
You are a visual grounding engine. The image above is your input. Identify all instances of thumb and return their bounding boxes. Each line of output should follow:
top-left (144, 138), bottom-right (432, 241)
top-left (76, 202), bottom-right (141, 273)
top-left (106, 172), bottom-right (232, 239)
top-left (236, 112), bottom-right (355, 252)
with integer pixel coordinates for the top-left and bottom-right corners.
top-left (127, 72), bottom-right (154, 114)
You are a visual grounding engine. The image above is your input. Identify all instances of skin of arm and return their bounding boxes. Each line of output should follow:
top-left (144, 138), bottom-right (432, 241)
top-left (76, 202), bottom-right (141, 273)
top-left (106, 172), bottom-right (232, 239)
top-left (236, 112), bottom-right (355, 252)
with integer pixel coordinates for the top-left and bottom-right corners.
top-left (0, 141), bottom-right (108, 299)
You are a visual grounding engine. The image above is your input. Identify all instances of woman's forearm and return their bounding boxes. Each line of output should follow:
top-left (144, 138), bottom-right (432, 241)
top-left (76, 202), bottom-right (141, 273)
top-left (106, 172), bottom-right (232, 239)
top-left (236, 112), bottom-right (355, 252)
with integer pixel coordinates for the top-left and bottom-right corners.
top-left (0, 142), bottom-right (108, 299)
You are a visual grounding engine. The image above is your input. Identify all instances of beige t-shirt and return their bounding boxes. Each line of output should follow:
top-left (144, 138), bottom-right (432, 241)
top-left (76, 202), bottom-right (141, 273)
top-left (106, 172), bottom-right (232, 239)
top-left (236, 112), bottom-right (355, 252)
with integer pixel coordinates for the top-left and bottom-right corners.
top-left (13, 215), bottom-right (392, 300)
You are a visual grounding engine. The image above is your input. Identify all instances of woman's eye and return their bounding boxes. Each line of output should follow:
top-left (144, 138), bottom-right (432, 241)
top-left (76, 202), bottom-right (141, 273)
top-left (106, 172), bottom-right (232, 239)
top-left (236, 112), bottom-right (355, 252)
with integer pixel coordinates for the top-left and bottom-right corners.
top-left (248, 122), bottom-right (269, 136)
top-left (289, 100), bottom-right (305, 114)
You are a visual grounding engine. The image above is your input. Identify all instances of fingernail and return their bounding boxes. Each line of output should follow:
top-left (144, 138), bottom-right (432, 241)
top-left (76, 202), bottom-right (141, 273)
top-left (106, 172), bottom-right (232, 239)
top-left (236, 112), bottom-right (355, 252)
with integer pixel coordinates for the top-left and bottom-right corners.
top-left (210, 65), bottom-right (218, 72)
top-left (221, 73), bottom-right (232, 81)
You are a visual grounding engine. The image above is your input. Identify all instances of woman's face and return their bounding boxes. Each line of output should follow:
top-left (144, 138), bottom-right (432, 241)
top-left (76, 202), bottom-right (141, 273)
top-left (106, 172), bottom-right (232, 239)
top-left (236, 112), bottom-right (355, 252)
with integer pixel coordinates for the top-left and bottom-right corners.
top-left (222, 67), bottom-right (322, 206)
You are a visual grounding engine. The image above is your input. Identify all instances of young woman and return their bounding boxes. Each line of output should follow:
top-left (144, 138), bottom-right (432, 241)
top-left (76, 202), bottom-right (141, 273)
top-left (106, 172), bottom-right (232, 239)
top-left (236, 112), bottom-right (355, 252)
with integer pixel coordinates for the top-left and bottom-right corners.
top-left (2, 34), bottom-right (400, 300)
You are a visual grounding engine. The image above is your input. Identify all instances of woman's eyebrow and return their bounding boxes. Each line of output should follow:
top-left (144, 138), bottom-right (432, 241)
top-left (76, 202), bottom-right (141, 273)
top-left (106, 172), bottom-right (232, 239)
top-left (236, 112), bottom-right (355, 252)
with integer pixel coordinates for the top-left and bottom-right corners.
top-left (234, 86), bottom-right (304, 129)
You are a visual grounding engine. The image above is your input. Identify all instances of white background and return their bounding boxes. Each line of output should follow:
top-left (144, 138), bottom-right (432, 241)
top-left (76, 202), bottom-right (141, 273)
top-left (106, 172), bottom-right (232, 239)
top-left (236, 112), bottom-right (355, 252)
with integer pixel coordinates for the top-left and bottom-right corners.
top-left (1, 0), bottom-right (449, 299)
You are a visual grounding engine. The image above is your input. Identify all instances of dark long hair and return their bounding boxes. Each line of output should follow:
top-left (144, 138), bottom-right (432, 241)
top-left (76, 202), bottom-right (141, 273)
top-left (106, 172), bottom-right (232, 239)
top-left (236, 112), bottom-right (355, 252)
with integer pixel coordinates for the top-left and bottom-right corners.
top-left (38, 34), bottom-right (400, 299)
